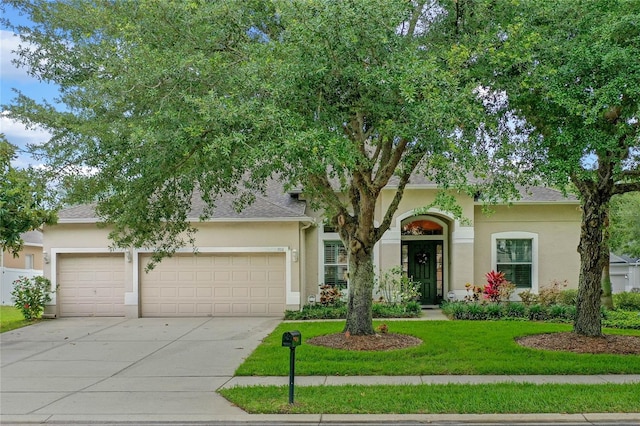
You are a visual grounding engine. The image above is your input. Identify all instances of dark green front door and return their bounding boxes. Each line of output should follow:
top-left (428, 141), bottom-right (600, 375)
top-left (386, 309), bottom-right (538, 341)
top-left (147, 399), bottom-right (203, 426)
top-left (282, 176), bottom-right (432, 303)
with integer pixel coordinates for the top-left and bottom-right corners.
top-left (406, 240), bottom-right (439, 305)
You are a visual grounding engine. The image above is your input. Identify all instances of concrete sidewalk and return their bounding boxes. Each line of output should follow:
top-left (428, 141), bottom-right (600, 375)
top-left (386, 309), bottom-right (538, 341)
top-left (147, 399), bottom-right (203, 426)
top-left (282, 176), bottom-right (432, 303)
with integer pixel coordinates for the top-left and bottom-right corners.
top-left (1, 316), bottom-right (639, 425)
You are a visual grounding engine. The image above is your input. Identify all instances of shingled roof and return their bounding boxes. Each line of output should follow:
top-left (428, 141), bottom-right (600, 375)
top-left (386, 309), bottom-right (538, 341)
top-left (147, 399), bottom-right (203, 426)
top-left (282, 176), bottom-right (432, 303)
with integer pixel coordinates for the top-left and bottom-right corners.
top-left (391, 173), bottom-right (579, 204)
top-left (58, 180), bottom-right (308, 223)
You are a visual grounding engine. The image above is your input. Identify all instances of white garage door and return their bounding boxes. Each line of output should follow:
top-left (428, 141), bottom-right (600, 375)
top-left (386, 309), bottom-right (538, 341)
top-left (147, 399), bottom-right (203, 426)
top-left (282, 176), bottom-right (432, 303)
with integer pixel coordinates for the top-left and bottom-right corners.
top-left (140, 253), bottom-right (286, 317)
top-left (57, 254), bottom-right (125, 317)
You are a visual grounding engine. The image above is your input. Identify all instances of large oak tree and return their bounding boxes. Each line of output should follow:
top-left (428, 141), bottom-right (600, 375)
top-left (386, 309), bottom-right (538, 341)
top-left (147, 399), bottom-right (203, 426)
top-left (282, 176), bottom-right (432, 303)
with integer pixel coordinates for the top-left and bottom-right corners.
top-left (3, 0), bottom-right (517, 334)
top-left (481, 0), bottom-right (640, 336)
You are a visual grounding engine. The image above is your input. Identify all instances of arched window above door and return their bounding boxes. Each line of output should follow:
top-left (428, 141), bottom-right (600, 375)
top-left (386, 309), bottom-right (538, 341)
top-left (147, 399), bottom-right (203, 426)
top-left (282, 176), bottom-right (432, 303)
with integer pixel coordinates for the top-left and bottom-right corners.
top-left (401, 219), bottom-right (443, 236)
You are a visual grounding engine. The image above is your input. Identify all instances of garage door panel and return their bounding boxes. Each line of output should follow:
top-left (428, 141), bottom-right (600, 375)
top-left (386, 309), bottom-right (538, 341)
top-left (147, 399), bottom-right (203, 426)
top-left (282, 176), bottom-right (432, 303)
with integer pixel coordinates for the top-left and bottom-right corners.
top-left (141, 253), bottom-right (285, 317)
top-left (57, 254), bottom-right (125, 317)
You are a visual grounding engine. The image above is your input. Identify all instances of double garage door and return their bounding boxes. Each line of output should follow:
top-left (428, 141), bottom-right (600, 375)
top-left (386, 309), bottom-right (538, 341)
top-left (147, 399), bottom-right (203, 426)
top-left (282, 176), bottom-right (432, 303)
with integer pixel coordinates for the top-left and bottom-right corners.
top-left (56, 252), bottom-right (285, 317)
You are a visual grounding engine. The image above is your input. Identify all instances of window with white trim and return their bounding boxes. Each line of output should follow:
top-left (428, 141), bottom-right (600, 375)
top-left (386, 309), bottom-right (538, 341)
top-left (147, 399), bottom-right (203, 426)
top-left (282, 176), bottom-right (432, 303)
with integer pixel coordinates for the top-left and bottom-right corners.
top-left (492, 232), bottom-right (538, 291)
top-left (324, 241), bottom-right (348, 289)
top-left (25, 254), bottom-right (34, 270)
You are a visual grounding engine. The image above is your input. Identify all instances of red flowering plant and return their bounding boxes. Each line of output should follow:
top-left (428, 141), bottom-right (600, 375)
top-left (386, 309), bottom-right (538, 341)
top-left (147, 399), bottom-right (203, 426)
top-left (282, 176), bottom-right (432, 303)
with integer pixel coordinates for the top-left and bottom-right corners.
top-left (483, 270), bottom-right (516, 303)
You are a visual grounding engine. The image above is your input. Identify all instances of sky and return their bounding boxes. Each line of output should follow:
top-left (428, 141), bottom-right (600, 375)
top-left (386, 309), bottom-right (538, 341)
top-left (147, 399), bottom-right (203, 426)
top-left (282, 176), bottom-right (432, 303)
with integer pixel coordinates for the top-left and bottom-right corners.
top-left (1, 4), bottom-right (58, 168)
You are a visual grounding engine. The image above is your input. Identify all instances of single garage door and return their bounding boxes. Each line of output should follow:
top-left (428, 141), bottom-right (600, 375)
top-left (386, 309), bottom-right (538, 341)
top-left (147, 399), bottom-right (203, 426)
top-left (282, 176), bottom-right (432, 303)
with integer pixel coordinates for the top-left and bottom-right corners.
top-left (140, 253), bottom-right (286, 317)
top-left (57, 254), bottom-right (125, 317)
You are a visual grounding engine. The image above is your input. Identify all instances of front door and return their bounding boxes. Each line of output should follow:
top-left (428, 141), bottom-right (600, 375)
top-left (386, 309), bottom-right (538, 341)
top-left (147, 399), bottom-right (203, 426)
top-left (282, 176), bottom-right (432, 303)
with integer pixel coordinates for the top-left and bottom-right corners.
top-left (406, 240), bottom-right (440, 305)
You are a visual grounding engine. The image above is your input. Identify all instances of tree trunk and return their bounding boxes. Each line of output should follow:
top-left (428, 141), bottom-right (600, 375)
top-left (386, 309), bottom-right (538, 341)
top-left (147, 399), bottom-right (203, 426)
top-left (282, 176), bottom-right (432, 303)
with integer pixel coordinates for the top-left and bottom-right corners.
top-left (601, 211), bottom-right (614, 309)
top-left (574, 193), bottom-right (607, 337)
top-left (343, 245), bottom-right (375, 335)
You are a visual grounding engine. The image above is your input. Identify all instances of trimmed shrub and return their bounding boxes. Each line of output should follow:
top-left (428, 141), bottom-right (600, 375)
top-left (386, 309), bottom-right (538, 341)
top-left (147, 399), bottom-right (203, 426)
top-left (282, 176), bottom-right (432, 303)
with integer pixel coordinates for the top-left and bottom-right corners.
top-left (466, 302), bottom-right (486, 320)
top-left (613, 292), bottom-right (640, 311)
top-left (485, 303), bottom-right (503, 319)
top-left (549, 304), bottom-right (574, 322)
top-left (528, 304), bottom-right (549, 321)
top-left (603, 310), bottom-right (640, 329)
top-left (284, 300), bottom-right (421, 320)
top-left (504, 302), bottom-right (526, 318)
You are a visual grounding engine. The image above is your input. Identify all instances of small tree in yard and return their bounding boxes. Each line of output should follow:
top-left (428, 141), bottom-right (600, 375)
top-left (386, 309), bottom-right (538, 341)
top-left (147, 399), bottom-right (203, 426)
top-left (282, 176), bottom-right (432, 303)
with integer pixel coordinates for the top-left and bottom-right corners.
top-left (3, 1), bottom-right (522, 335)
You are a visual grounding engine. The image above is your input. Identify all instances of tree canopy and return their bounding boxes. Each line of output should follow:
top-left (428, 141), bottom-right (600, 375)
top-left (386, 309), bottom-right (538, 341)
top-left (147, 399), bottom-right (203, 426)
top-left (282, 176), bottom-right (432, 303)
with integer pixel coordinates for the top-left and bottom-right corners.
top-left (3, 0), bottom-right (518, 334)
top-left (479, 0), bottom-right (640, 335)
top-left (0, 136), bottom-right (56, 255)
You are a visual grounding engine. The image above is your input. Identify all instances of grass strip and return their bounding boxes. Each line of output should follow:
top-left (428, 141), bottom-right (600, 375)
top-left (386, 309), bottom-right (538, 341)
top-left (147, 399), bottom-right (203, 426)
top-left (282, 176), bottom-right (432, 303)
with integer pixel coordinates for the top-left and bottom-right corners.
top-left (236, 321), bottom-right (640, 376)
top-left (0, 306), bottom-right (38, 333)
top-left (220, 383), bottom-right (640, 414)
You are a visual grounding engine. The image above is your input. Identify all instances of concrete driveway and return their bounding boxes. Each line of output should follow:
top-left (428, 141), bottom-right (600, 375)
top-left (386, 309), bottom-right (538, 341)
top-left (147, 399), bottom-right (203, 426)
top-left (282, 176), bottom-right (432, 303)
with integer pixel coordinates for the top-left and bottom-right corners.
top-left (0, 316), bottom-right (281, 424)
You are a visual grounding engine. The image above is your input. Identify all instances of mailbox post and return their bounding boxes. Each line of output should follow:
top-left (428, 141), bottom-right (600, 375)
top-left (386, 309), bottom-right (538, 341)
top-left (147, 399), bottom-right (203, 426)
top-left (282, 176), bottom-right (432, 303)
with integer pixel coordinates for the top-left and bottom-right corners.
top-left (281, 330), bottom-right (301, 404)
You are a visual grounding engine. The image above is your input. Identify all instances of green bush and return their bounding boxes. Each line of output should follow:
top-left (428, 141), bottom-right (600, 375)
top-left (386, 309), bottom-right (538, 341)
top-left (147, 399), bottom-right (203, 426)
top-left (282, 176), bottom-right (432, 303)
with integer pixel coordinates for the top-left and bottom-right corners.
top-left (441, 301), bottom-right (466, 319)
top-left (466, 302), bottom-right (486, 320)
top-left (284, 300), bottom-right (421, 320)
top-left (602, 309), bottom-right (640, 329)
top-left (613, 292), bottom-right (640, 311)
top-left (485, 303), bottom-right (503, 319)
top-left (372, 301), bottom-right (421, 318)
top-left (548, 304), bottom-right (574, 322)
top-left (504, 302), bottom-right (527, 318)
top-left (527, 304), bottom-right (549, 321)
top-left (11, 276), bottom-right (53, 321)
top-left (441, 300), bottom-right (639, 329)
top-left (557, 289), bottom-right (578, 306)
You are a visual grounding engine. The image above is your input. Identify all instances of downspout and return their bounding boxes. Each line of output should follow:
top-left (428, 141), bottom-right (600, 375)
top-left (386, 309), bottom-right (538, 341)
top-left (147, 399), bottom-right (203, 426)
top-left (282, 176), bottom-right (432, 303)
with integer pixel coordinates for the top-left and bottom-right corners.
top-left (299, 220), bottom-right (314, 311)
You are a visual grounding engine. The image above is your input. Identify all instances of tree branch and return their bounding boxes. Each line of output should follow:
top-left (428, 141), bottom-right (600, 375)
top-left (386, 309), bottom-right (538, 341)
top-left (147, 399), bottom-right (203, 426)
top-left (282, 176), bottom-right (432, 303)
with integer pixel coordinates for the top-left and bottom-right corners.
top-left (374, 146), bottom-right (426, 241)
top-left (613, 182), bottom-right (640, 195)
top-left (373, 137), bottom-right (410, 190)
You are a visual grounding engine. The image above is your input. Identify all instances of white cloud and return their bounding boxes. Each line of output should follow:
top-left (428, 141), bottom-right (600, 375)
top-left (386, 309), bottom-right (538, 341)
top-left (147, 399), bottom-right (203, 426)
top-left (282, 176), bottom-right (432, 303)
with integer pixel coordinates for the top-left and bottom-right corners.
top-left (1, 111), bottom-right (51, 167)
top-left (0, 29), bottom-right (36, 82)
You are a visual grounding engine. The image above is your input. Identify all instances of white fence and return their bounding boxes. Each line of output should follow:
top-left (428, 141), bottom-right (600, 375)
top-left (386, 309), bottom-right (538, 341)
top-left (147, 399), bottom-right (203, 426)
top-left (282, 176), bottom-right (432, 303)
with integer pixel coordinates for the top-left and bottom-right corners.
top-left (1, 268), bottom-right (44, 306)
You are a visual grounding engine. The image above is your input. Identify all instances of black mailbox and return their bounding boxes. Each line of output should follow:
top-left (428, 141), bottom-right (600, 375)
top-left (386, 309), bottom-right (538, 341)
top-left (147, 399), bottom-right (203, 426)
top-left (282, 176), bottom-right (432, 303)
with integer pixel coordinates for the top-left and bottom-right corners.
top-left (282, 330), bottom-right (302, 347)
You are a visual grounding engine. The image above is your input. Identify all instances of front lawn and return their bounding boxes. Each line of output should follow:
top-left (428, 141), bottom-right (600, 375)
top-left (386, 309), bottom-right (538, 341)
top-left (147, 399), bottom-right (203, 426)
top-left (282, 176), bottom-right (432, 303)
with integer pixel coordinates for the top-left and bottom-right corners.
top-left (0, 306), bottom-right (36, 333)
top-left (235, 320), bottom-right (640, 376)
top-left (220, 383), bottom-right (640, 414)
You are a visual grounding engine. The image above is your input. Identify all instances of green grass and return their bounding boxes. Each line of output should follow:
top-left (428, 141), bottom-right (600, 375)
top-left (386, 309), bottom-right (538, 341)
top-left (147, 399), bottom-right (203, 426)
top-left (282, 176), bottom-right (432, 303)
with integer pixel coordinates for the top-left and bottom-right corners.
top-left (235, 320), bottom-right (640, 376)
top-left (0, 306), bottom-right (37, 333)
top-left (220, 383), bottom-right (640, 414)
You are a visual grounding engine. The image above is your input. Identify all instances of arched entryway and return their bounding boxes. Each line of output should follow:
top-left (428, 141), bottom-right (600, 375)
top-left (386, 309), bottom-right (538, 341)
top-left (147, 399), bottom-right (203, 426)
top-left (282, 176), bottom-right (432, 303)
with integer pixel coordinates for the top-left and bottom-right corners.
top-left (401, 216), bottom-right (448, 305)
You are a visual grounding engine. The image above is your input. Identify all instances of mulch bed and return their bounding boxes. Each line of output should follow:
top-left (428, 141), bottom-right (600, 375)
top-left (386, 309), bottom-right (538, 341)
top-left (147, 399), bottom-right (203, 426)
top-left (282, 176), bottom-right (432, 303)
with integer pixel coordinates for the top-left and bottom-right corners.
top-left (307, 332), bottom-right (422, 351)
top-left (307, 331), bottom-right (640, 354)
top-left (516, 332), bottom-right (640, 355)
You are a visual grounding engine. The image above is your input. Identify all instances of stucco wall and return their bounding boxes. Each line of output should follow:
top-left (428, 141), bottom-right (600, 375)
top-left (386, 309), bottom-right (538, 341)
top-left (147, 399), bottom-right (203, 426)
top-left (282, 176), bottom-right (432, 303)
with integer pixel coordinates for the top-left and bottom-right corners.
top-left (43, 220), bottom-right (304, 316)
top-left (2, 245), bottom-right (43, 270)
top-left (473, 204), bottom-right (581, 291)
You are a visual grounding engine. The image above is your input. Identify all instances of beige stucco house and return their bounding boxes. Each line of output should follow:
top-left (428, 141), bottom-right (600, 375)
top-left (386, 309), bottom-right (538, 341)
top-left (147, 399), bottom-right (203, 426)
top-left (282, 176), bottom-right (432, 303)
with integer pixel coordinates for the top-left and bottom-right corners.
top-left (42, 180), bottom-right (582, 318)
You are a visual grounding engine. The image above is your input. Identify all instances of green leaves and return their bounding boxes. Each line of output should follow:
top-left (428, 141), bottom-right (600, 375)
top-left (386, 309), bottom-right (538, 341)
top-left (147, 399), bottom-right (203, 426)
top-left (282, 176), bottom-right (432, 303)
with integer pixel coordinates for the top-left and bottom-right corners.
top-left (0, 137), bottom-right (57, 255)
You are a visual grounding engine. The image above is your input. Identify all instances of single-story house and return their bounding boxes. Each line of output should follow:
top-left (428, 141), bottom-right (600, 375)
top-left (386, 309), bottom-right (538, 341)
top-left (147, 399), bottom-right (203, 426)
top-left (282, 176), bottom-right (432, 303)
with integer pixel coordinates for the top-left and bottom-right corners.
top-left (610, 253), bottom-right (640, 293)
top-left (42, 180), bottom-right (582, 318)
top-left (1, 230), bottom-right (44, 305)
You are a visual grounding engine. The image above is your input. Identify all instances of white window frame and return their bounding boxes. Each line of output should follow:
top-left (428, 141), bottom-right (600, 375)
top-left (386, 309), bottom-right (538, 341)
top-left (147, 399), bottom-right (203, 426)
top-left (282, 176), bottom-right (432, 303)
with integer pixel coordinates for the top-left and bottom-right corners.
top-left (491, 232), bottom-right (538, 293)
top-left (322, 239), bottom-right (348, 290)
top-left (25, 254), bottom-right (34, 270)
